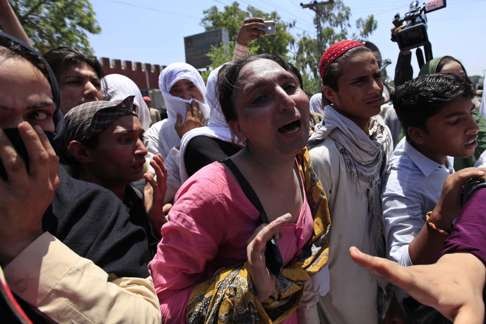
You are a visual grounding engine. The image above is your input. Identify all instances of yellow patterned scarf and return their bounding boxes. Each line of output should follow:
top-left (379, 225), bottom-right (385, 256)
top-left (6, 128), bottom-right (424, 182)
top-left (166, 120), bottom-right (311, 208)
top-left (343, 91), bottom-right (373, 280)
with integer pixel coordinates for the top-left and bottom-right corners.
top-left (186, 148), bottom-right (332, 323)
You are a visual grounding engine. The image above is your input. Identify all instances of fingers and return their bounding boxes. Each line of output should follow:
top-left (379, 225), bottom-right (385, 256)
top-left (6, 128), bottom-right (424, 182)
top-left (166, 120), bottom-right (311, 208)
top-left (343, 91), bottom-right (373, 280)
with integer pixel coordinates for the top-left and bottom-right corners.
top-left (349, 246), bottom-right (413, 289)
top-left (452, 167), bottom-right (486, 183)
top-left (244, 17), bottom-right (264, 24)
top-left (150, 154), bottom-right (167, 195)
top-left (247, 213), bottom-right (293, 264)
top-left (33, 125), bottom-right (59, 188)
top-left (176, 113), bottom-right (183, 126)
top-left (0, 127), bottom-right (28, 186)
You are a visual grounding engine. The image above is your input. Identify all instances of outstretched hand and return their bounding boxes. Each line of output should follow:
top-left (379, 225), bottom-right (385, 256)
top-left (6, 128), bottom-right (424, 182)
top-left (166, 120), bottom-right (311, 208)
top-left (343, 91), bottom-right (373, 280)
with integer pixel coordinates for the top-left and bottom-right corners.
top-left (0, 122), bottom-right (60, 265)
top-left (349, 247), bottom-right (485, 324)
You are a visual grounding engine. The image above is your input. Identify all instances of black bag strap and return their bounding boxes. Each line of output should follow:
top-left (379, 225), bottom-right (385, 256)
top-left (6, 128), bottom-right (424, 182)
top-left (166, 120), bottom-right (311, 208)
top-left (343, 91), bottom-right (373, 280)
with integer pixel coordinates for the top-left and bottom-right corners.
top-left (222, 158), bottom-right (269, 224)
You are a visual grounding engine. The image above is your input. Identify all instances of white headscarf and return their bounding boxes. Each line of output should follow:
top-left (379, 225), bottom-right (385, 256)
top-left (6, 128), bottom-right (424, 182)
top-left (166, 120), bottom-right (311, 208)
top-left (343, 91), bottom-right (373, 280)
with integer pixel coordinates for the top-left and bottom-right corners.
top-left (178, 64), bottom-right (241, 182)
top-left (309, 93), bottom-right (324, 115)
top-left (150, 62), bottom-right (209, 158)
top-left (101, 74), bottom-right (151, 129)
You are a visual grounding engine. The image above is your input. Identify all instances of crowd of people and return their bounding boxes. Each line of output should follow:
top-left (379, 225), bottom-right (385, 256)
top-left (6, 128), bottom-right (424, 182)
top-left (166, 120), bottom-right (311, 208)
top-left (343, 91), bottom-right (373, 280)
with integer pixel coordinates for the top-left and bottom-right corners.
top-left (0, 1), bottom-right (485, 323)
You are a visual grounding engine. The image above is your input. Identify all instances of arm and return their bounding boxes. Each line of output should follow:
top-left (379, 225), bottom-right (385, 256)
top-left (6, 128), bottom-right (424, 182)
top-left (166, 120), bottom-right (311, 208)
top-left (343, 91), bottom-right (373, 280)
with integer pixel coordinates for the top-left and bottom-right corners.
top-left (149, 176), bottom-right (227, 323)
top-left (233, 18), bottom-right (265, 61)
top-left (382, 171), bottom-right (445, 266)
top-left (5, 233), bottom-right (160, 324)
top-left (350, 248), bottom-right (485, 324)
top-left (0, 0), bottom-right (31, 45)
top-left (394, 51), bottom-right (413, 87)
top-left (409, 168), bottom-right (486, 264)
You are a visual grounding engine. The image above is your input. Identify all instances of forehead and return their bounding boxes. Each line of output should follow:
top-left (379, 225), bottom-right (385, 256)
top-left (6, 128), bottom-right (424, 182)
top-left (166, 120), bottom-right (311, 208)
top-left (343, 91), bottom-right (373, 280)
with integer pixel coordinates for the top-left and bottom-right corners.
top-left (433, 97), bottom-right (473, 117)
top-left (61, 62), bottom-right (98, 78)
top-left (339, 51), bottom-right (378, 79)
top-left (0, 58), bottom-right (52, 100)
top-left (238, 59), bottom-right (290, 86)
top-left (106, 115), bottom-right (142, 133)
top-left (171, 79), bottom-right (195, 89)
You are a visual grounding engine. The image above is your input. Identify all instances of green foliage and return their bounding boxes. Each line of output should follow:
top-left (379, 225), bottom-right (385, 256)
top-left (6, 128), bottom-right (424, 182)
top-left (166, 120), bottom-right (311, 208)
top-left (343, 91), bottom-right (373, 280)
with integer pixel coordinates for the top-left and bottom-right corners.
top-left (202, 1), bottom-right (378, 95)
top-left (10, 0), bottom-right (100, 54)
top-left (202, 2), bottom-right (294, 68)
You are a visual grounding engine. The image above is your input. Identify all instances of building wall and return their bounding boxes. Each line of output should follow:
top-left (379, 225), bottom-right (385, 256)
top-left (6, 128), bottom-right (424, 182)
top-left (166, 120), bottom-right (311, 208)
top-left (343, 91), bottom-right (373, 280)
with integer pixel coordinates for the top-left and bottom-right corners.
top-left (99, 57), bottom-right (164, 92)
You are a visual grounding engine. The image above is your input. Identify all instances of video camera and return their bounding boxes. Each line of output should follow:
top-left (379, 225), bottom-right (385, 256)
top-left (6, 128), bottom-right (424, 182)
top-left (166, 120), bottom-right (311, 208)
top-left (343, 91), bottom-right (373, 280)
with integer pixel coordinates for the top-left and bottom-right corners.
top-left (391, 0), bottom-right (446, 62)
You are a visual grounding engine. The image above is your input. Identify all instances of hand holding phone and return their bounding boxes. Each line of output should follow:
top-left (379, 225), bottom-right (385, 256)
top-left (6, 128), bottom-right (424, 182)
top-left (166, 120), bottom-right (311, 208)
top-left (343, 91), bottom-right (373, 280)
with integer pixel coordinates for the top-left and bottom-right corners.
top-left (264, 20), bottom-right (276, 35)
top-left (0, 128), bottom-right (29, 180)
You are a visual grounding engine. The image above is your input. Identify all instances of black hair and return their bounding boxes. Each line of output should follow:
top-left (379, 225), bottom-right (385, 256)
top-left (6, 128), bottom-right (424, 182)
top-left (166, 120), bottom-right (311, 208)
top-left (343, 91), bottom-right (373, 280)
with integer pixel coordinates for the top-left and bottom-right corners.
top-left (288, 62), bottom-right (303, 90)
top-left (321, 46), bottom-right (371, 91)
top-left (44, 46), bottom-right (104, 82)
top-left (363, 40), bottom-right (382, 65)
top-left (218, 53), bottom-right (294, 123)
top-left (393, 74), bottom-right (475, 138)
top-left (436, 55), bottom-right (471, 82)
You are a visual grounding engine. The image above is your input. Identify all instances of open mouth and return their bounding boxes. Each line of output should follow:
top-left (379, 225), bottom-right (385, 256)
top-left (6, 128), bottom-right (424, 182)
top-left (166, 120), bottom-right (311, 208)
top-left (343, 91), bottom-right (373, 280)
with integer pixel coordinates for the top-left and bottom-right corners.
top-left (278, 120), bottom-right (301, 134)
top-left (366, 97), bottom-right (383, 105)
top-left (465, 137), bottom-right (478, 146)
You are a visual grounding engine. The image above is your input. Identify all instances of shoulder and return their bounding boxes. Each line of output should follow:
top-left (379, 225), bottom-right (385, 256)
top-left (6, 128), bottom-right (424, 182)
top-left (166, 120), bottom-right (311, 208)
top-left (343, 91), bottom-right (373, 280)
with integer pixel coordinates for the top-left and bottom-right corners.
top-left (174, 162), bottom-right (235, 206)
top-left (145, 120), bottom-right (166, 137)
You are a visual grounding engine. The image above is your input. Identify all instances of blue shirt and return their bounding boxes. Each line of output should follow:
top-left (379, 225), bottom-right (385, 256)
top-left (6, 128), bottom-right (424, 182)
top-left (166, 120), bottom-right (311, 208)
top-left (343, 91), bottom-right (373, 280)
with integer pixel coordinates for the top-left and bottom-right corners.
top-left (382, 138), bottom-right (454, 266)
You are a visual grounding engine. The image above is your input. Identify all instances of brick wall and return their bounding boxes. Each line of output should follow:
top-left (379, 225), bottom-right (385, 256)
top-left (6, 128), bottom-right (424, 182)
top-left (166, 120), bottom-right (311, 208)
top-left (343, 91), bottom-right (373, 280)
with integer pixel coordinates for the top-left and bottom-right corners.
top-left (99, 57), bottom-right (164, 92)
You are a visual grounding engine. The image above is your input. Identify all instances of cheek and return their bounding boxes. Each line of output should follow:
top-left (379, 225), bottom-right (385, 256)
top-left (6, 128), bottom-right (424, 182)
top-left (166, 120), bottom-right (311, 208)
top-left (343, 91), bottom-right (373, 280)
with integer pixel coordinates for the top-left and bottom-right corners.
top-left (191, 89), bottom-right (204, 102)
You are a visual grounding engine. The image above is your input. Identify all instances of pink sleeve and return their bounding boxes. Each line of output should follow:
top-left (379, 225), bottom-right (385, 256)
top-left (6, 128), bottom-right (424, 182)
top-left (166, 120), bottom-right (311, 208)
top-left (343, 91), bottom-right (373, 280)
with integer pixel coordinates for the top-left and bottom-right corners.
top-left (149, 171), bottom-right (228, 323)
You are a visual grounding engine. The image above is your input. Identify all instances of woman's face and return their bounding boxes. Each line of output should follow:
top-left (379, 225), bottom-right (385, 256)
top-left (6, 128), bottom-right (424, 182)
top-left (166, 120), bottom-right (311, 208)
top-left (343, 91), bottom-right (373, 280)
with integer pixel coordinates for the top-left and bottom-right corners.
top-left (439, 60), bottom-right (466, 79)
top-left (231, 58), bottom-right (310, 157)
top-left (169, 79), bottom-right (204, 101)
top-left (0, 57), bottom-right (55, 132)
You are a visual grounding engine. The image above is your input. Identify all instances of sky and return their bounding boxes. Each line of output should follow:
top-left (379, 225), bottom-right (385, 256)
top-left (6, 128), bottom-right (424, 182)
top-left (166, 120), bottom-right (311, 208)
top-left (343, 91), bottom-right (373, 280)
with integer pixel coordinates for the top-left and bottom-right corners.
top-left (89, 0), bottom-right (486, 77)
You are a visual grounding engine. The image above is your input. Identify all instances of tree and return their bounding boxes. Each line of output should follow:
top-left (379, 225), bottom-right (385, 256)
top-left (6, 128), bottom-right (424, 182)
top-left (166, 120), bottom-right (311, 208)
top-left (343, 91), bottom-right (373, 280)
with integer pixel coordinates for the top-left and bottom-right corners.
top-left (201, 2), bottom-right (294, 68)
top-left (8, 0), bottom-right (100, 54)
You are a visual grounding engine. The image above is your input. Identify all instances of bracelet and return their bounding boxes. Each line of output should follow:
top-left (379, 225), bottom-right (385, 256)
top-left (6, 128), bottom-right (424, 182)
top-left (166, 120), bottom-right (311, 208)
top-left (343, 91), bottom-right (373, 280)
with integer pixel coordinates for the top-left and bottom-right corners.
top-left (425, 211), bottom-right (450, 236)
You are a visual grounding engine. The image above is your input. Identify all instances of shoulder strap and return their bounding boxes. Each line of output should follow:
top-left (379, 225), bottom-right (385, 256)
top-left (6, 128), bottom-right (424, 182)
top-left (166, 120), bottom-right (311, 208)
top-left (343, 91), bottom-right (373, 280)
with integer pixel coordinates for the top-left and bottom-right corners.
top-left (222, 159), bottom-right (269, 224)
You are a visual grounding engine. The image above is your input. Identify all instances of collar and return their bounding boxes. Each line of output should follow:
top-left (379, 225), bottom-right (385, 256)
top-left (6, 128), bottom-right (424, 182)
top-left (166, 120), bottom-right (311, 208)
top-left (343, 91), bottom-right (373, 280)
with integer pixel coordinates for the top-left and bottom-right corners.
top-left (403, 139), bottom-right (454, 177)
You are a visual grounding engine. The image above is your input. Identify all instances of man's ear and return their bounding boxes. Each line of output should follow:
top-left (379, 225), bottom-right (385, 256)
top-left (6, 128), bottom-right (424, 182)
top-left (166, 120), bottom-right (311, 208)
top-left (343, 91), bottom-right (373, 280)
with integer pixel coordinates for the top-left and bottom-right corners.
top-left (67, 140), bottom-right (94, 164)
top-left (407, 127), bottom-right (427, 146)
top-left (322, 85), bottom-right (338, 107)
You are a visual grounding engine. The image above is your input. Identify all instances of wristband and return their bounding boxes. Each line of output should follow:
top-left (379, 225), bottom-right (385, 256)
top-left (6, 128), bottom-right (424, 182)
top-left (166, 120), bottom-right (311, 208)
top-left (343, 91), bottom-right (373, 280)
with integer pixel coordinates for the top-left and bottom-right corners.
top-left (425, 211), bottom-right (450, 236)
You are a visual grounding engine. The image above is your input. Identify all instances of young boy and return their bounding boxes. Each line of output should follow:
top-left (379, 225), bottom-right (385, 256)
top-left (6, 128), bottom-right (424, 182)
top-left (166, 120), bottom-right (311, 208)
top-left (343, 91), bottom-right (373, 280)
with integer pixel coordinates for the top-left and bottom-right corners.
top-left (383, 73), bottom-right (478, 323)
top-left (384, 73), bottom-right (478, 266)
top-left (309, 40), bottom-right (393, 324)
top-left (61, 96), bottom-right (167, 249)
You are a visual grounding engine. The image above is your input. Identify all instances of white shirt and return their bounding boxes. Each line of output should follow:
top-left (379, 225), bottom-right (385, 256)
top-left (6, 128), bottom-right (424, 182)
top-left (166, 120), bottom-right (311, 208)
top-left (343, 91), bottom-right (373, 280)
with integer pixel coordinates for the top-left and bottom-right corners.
top-left (383, 138), bottom-right (454, 266)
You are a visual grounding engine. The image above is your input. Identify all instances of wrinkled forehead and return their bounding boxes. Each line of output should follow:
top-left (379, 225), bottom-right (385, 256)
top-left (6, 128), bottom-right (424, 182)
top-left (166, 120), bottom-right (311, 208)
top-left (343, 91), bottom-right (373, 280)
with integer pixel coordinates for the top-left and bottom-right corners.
top-left (237, 59), bottom-right (293, 87)
top-left (339, 51), bottom-right (379, 76)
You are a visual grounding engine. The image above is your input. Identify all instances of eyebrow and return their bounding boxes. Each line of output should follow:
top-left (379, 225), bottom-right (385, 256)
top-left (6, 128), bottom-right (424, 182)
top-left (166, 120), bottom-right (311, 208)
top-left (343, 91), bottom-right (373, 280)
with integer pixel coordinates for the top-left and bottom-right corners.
top-left (444, 104), bottom-right (476, 118)
top-left (113, 128), bottom-right (144, 135)
top-left (27, 100), bottom-right (55, 110)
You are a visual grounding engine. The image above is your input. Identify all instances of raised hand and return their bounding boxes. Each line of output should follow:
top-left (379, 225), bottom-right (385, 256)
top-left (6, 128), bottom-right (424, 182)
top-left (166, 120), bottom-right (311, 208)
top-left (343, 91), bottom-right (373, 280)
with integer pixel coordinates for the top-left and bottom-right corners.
top-left (0, 122), bottom-right (59, 265)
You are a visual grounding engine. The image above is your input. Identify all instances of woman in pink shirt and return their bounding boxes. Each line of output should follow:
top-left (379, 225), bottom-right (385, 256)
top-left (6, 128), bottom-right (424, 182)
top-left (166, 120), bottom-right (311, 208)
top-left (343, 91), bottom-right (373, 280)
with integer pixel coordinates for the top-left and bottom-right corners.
top-left (149, 54), bottom-right (331, 323)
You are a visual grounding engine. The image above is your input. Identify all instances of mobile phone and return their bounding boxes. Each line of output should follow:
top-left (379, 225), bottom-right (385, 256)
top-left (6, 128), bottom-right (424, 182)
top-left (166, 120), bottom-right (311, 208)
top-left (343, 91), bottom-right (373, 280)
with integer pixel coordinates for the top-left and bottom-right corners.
top-left (0, 128), bottom-right (30, 181)
top-left (264, 20), bottom-right (276, 35)
top-left (425, 0), bottom-right (446, 13)
top-left (265, 238), bottom-right (283, 276)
